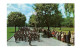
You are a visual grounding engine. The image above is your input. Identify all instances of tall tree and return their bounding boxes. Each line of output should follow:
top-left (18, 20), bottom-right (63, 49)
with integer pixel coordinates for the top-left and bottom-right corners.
top-left (7, 12), bottom-right (26, 32)
top-left (64, 3), bottom-right (74, 27)
top-left (33, 4), bottom-right (63, 30)
top-left (29, 14), bottom-right (37, 27)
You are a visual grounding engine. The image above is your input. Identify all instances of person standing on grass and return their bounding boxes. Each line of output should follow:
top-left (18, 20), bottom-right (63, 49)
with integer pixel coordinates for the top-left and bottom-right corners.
top-left (59, 32), bottom-right (61, 41)
top-left (70, 32), bottom-right (74, 44)
top-left (51, 30), bottom-right (55, 37)
top-left (61, 32), bottom-right (64, 42)
top-left (66, 34), bottom-right (68, 43)
top-left (56, 32), bottom-right (58, 39)
top-left (64, 33), bottom-right (66, 42)
top-left (47, 29), bottom-right (51, 38)
top-left (58, 32), bottom-right (60, 40)
top-left (59, 31), bottom-right (62, 41)
top-left (68, 31), bottom-right (71, 43)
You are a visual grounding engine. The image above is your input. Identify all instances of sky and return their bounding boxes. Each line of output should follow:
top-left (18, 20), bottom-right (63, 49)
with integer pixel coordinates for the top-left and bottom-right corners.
top-left (58, 3), bottom-right (66, 17)
top-left (7, 4), bottom-right (35, 23)
top-left (7, 3), bottom-right (68, 23)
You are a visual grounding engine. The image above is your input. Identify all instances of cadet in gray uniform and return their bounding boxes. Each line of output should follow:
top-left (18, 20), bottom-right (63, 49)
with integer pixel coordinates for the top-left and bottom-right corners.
top-left (37, 33), bottom-right (40, 42)
top-left (28, 34), bottom-right (32, 46)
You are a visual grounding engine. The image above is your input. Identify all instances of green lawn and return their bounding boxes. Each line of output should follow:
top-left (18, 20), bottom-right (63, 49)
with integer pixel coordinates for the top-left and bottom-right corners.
top-left (44, 27), bottom-right (74, 34)
top-left (7, 27), bottom-right (18, 40)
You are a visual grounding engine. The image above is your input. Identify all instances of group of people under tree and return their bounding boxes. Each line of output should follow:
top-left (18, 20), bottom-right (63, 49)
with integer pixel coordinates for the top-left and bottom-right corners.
top-left (14, 27), bottom-right (40, 46)
top-left (42, 29), bottom-right (74, 44)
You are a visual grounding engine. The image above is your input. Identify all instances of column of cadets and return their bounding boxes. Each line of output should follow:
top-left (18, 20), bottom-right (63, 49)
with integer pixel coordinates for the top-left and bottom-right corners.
top-left (14, 27), bottom-right (40, 44)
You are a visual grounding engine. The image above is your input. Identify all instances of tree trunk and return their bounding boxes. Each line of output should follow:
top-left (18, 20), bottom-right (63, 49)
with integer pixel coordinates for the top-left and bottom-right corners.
top-left (15, 25), bottom-right (16, 33)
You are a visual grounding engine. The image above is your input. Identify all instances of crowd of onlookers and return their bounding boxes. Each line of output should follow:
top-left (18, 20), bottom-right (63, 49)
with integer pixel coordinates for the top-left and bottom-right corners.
top-left (41, 29), bottom-right (74, 44)
top-left (51, 30), bottom-right (74, 44)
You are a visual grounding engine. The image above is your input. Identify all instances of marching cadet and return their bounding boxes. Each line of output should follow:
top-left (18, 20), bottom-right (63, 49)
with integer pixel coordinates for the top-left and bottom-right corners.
top-left (19, 32), bottom-right (23, 41)
top-left (21, 31), bottom-right (24, 41)
top-left (34, 32), bottom-right (35, 40)
top-left (19, 33), bottom-right (22, 41)
top-left (35, 33), bottom-right (37, 40)
top-left (14, 34), bottom-right (18, 42)
top-left (25, 31), bottom-right (28, 42)
top-left (24, 32), bottom-right (26, 42)
top-left (28, 34), bottom-right (32, 46)
top-left (37, 33), bottom-right (40, 42)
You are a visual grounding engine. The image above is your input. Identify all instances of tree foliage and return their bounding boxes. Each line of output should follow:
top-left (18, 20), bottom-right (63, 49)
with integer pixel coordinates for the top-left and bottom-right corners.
top-left (64, 3), bottom-right (74, 27)
top-left (29, 14), bottom-right (37, 26)
top-left (7, 12), bottom-right (26, 32)
top-left (32, 4), bottom-right (63, 30)
top-left (8, 12), bottom-right (26, 27)
top-left (61, 17), bottom-right (74, 27)
top-left (29, 3), bottom-right (74, 30)
top-left (64, 3), bottom-right (74, 17)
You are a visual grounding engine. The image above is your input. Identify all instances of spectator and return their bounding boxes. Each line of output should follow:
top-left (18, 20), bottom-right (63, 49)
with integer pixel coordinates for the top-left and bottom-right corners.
top-left (51, 30), bottom-right (55, 37)
top-left (68, 31), bottom-right (71, 43)
top-left (59, 32), bottom-right (61, 41)
top-left (66, 34), bottom-right (68, 43)
top-left (64, 33), bottom-right (66, 42)
top-left (56, 31), bottom-right (59, 39)
top-left (70, 32), bottom-right (74, 44)
top-left (61, 32), bottom-right (64, 42)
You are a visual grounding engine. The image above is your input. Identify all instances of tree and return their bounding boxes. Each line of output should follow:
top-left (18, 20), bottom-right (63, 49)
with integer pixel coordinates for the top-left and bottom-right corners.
top-left (7, 12), bottom-right (26, 32)
top-left (61, 17), bottom-right (74, 27)
top-left (33, 4), bottom-right (63, 30)
top-left (29, 14), bottom-right (37, 27)
top-left (64, 3), bottom-right (74, 17)
top-left (64, 3), bottom-right (74, 27)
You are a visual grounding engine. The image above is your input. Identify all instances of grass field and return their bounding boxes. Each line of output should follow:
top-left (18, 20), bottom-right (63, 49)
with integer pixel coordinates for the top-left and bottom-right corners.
top-left (7, 27), bottom-right (18, 40)
top-left (44, 27), bottom-right (74, 34)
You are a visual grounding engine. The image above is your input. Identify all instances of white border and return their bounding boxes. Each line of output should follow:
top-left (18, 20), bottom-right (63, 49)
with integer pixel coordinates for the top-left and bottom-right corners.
top-left (0, 0), bottom-right (80, 51)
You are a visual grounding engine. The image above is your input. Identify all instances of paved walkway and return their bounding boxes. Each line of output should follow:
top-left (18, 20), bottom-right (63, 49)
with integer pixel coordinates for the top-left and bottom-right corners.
top-left (7, 33), bottom-right (68, 46)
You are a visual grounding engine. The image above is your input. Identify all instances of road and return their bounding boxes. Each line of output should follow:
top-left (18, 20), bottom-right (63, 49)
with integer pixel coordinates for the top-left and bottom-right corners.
top-left (7, 33), bottom-right (68, 46)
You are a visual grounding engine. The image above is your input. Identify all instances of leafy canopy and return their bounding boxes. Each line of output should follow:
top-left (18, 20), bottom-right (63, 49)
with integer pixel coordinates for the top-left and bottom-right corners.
top-left (7, 12), bottom-right (26, 27)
